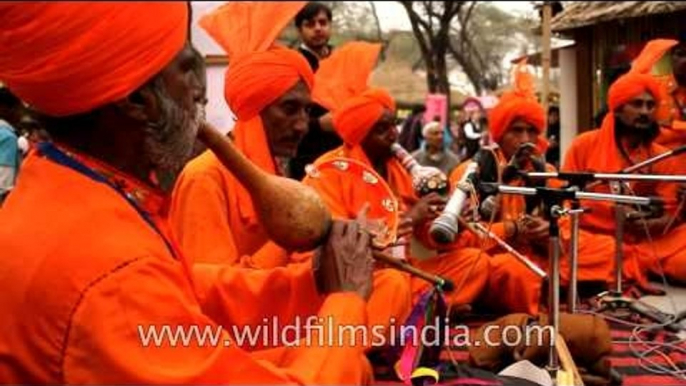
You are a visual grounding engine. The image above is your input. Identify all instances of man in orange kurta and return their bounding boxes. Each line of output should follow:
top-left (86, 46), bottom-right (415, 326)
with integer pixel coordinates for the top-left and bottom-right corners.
top-left (0, 2), bottom-right (376, 384)
top-left (563, 70), bottom-right (686, 287)
top-left (448, 63), bottom-right (615, 315)
top-left (304, 88), bottom-right (490, 308)
top-left (168, 4), bottom-right (411, 340)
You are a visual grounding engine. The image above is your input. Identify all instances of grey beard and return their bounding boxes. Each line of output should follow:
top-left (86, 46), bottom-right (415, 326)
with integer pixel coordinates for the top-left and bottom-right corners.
top-left (143, 78), bottom-right (202, 191)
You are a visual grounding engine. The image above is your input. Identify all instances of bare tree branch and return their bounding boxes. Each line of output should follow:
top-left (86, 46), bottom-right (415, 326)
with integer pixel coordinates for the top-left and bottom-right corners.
top-left (461, 1), bottom-right (477, 31)
top-left (401, 1), bottom-right (431, 33)
top-left (447, 42), bottom-right (482, 94)
top-left (422, 1), bottom-right (436, 35)
top-left (368, 1), bottom-right (389, 60)
top-left (400, 1), bottom-right (432, 70)
top-left (446, 2), bottom-right (464, 23)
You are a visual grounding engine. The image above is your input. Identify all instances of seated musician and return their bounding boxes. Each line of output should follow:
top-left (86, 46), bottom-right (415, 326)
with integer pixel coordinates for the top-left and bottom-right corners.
top-left (303, 80), bottom-right (491, 309)
top-left (449, 61), bottom-right (616, 315)
top-left (563, 52), bottom-right (686, 287)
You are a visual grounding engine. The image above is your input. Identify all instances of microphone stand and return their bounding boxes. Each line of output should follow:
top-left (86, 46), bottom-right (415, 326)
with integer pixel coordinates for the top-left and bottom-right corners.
top-left (611, 181), bottom-right (625, 296)
top-left (495, 185), bottom-right (656, 378)
top-left (522, 170), bottom-right (686, 331)
top-left (594, 181), bottom-right (684, 333)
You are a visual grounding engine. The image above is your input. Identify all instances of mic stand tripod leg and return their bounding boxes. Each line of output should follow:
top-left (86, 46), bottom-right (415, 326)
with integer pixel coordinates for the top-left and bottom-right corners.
top-left (568, 201), bottom-right (581, 314)
top-left (546, 205), bottom-right (564, 375)
top-left (595, 187), bottom-right (683, 332)
top-left (613, 191), bottom-right (624, 295)
top-left (596, 291), bottom-right (683, 332)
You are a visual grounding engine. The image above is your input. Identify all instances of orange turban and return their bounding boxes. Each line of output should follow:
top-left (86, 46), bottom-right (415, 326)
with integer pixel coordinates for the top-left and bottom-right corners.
top-left (605, 38), bottom-right (674, 112)
top-left (489, 60), bottom-right (546, 144)
top-left (305, 41), bottom-right (387, 146)
top-left (199, 1), bottom-right (314, 121)
top-left (199, 1), bottom-right (315, 225)
top-left (0, 2), bottom-right (188, 117)
top-left (312, 41), bottom-right (383, 112)
top-left (333, 88), bottom-right (396, 146)
top-left (607, 72), bottom-right (661, 111)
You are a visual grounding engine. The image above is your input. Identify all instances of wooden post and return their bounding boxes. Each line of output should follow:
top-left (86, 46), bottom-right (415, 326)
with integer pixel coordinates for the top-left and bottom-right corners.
top-left (541, 1), bottom-right (552, 119)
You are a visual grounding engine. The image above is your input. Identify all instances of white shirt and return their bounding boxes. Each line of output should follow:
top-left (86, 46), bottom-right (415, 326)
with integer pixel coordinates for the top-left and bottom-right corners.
top-left (463, 121), bottom-right (482, 140)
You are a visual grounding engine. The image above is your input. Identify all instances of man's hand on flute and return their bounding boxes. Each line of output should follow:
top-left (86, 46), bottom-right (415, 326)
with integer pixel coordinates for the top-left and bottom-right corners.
top-left (313, 203), bottom-right (374, 301)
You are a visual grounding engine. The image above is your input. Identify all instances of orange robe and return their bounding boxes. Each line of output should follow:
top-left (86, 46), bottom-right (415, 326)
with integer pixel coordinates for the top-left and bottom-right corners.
top-left (169, 148), bottom-right (289, 268)
top-left (655, 74), bottom-right (686, 150)
top-left (563, 129), bottom-right (686, 285)
top-left (303, 145), bottom-right (490, 308)
top-left (169, 120), bottom-right (412, 342)
top-left (449, 149), bottom-right (615, 315)
top-left (0, 148), bottom-right (372, 384)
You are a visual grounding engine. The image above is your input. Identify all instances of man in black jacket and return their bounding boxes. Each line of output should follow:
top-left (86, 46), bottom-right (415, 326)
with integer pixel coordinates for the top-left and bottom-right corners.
top-left (289, 2), bottom-right (342, 180)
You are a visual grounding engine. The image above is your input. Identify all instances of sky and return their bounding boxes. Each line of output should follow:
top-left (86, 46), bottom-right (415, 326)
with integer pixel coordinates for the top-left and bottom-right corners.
top-left (373, 1), bottom-right (536, 32)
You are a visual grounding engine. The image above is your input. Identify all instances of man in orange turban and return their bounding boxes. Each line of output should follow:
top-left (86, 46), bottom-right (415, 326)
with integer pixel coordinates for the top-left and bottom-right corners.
top-left (168, 3), bottom-right (411, 357)
top-left (304, 83), bottom-right (490, 310)
top-left (0, 2), bottom-right (377, 384)
top-left (448, 62), bottom-right (616, 315)
top-left (563, 67), bottom-right (686, 287)
top-left (170, 2), bottom-right (315, 268)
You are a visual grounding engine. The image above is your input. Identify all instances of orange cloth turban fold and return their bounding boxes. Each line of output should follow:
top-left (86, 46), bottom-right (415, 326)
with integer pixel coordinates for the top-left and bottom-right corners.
top-left (312, 41), bottom-right (383, 112)
top-left (333, 88), bottom-right (396, 146)
top-left (630, 39), bottom-right (678, 75)
top-left (199, 1), bottom-right (313, 121)
top-left (488, 60), bottom-right (546, 146)
top-left (0, 2), bottom-right (188, 117)
top-left (308, 41), bottom-right (388, 146)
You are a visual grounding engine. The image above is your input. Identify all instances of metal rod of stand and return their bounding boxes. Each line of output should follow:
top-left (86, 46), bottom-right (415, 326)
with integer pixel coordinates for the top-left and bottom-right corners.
top-left (568, 204), bottom-right (580, 313)
top-left (496, 185), bottom-right (653, 206)
top-left (586, 146), bottom-right (686, 189)
top-left (548, 206), bottom-right (562, 372)
top-left (527, 171), bottom-right (686, 183)
top-left (612, 182), bottom-right (625, 294)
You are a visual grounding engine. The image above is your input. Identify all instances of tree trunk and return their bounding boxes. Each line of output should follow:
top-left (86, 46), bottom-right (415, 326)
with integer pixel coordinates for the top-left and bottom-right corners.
top-left (401, 1), bottom-right (442, 94)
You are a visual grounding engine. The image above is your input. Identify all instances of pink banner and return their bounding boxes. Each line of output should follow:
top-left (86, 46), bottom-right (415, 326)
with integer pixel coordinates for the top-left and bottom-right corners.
top-left (423, 94), bottom-right (447, 128)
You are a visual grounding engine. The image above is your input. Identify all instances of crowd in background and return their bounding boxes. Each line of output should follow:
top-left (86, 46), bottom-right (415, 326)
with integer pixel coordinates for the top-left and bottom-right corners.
top-left (395, 102), bottom-right (562, 177)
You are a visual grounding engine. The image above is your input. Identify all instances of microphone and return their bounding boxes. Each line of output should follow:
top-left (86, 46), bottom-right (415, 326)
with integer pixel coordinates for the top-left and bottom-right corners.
top-left (429, 162), bottom-right (479, 244)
